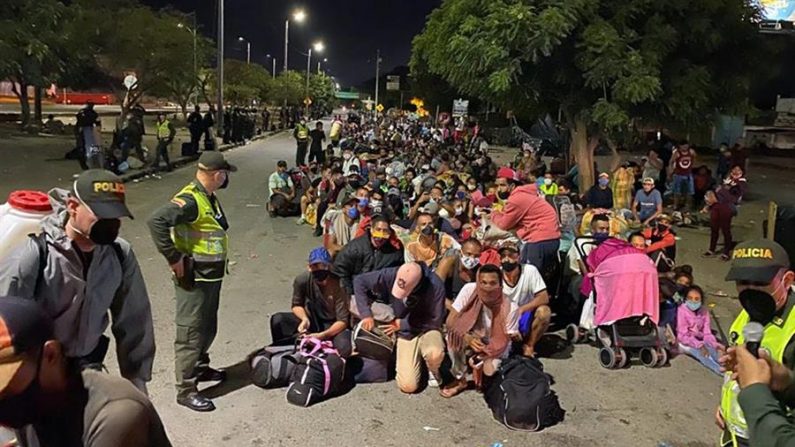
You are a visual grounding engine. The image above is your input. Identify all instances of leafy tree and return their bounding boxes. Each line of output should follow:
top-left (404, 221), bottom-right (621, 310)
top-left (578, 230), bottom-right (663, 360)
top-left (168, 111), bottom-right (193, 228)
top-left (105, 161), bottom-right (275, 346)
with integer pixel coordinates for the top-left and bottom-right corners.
top-left (269, 71), bottom-right (306, 106)
top-left (308, 73), bottom-right (337, 115)
top-left (412, 0), bottom-right (771, 189)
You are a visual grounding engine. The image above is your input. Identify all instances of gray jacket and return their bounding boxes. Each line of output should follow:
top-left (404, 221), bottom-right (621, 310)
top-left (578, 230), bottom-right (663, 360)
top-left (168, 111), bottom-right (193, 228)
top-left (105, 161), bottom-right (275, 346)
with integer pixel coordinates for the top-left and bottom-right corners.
top-left (0, 189), bottom-right (155, 387)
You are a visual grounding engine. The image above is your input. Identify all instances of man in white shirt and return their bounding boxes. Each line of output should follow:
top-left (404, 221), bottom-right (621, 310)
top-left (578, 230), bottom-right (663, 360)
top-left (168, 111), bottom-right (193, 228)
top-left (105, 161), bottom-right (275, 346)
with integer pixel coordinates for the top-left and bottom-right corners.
top-left (498, 244), bottom-right (550, 357)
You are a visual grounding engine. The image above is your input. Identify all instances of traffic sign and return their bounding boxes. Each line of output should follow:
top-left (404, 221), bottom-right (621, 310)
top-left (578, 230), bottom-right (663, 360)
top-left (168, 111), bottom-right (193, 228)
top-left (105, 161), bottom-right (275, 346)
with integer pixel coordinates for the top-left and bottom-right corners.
top-left (303, 97), bottom-right (312, 106)
top-left (123, 74), bottom-right (137, 90)
top-left (376, 104), bottom-right (384, 113)
top-left (386, 75), bottom-right (400, 91)
top-left (452, 98), bottom-right (469, 117)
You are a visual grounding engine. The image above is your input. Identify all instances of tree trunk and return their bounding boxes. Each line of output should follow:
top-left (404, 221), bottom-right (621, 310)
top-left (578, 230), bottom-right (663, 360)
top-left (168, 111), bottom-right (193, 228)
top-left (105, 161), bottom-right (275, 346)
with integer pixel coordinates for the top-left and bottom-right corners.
top-left (179, 101), bottom-right (188, 120)
top-left (571, 117), bottom-right (596, 192)
top-left (11, 79), bottom-right (31, 128)
top-left (34, 86), bottom-right (43, 125)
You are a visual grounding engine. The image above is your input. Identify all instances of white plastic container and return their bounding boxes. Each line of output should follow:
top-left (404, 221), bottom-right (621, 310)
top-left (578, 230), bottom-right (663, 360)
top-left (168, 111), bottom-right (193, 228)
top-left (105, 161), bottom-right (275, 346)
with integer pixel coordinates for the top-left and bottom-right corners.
top-left (0, 190), bottom-right (53, 261)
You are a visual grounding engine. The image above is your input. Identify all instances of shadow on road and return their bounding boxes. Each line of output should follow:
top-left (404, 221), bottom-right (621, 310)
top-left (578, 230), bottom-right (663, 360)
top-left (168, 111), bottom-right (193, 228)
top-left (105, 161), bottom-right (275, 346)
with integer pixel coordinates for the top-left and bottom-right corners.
top-left (200, 358), bottom-right (252, 399)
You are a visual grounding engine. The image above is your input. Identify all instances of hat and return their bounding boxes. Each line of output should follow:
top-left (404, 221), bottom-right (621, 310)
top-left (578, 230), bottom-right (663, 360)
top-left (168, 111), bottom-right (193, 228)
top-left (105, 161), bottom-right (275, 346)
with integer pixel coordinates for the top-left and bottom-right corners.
top-left (198, 152), bottom-right (237, 172)
top-left (421, 201), bottom-right (440, 216)
top-left (497, 242), bottom-right (520, 256)
top-left (307, 247), bottom-right (332, 266)
top-left (497, 167), bottom-right (517, 181)
top-left (598, 172), bottom-right (610, 179)
top-left (391, 263), bottom-right (423, 299)
top-left (726, 239), bottom-right (790, 283)
top-left (0, 297), bottom-right (54, 394)
top-left (642, 177), bottom-right (656, 184)
top-left (657, 213), bottom-right (672, 223)
top-left (387, 187), bottom-right (401, 197)
top-left (340, 192), bottom-right (359, 206)
top-left (73, 169), bottom-right (134, 219)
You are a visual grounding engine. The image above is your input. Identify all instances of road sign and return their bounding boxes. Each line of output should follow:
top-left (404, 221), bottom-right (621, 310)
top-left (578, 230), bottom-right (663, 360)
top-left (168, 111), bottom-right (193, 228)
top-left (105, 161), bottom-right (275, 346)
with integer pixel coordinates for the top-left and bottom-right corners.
top-left (386, 75), bottom-right (400, 91)
top-left (452, 98), bottom-right (469, 117)
top-left (303, 97), bottom-right (312, 106)
top-left (376, 104), bottom-right (384, 113)
top-left (123, 74), bottom-right (137, 90)
top-left (335, 91), bottom-right (360, 100)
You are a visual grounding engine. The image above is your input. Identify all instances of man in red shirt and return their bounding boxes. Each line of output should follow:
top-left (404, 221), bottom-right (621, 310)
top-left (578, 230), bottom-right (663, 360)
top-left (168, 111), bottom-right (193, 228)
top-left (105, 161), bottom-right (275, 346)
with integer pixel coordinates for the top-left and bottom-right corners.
top-left (668, 140), bottom-right (697, 211)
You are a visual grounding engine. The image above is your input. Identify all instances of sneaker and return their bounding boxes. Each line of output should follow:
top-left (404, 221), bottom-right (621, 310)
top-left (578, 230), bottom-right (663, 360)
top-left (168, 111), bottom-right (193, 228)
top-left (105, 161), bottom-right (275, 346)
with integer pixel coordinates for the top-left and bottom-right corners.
top-left (295, 217), bottom-right (306, 225)
top-left (427, 372), bottom-right (440, 388)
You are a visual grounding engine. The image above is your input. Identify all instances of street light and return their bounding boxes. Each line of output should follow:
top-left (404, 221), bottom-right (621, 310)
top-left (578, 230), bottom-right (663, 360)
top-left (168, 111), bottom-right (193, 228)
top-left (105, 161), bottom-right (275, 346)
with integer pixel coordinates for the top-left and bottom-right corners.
top-left (177, 15), bottom-right (198, 105)
top-left (317, 57), bottom-right (327, 74)
top-left (284, 9), bottom-right (306, 72)
top-left (306, 41), bottom-right (324, 116)
top-left (266, 54), bottom-right (276, 79)
top-left (238, 36), bottom-right (251, 64)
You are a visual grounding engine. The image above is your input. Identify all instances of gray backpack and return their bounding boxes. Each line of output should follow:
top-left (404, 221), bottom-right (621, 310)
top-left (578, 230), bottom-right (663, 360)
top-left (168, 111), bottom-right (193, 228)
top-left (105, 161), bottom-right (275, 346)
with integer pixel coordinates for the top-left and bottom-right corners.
top-left (249, 345), bottom-right (298, 389)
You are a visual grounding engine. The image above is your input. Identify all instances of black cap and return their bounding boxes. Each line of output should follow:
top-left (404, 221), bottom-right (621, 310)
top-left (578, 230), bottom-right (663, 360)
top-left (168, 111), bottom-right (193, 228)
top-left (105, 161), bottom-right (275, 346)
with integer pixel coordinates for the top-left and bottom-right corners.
top-left (198, 152), bottom-right (237, 172)
top-left (73, 169), bottom-right (133, 219)
top-left (0, 297), bottom-right (54, 394)
top-left (726, 239), bottom-right (791, 283)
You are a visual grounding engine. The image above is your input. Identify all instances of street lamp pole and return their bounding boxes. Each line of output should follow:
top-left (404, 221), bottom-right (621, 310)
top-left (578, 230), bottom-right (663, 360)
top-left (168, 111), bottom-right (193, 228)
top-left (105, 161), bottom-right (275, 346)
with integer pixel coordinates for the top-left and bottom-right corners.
top-left (272, 57), bottom-right (276, 78)
top-left (217, 0), bottom-right (224, 131)
top-left (305, 48), bottom-right (312, 116)
top-left (284, 19), bottom-right (289, 72)
top-left (238, 37), bottom-right (250, 64)
top-left (374, 49), bottom-right (380, 116)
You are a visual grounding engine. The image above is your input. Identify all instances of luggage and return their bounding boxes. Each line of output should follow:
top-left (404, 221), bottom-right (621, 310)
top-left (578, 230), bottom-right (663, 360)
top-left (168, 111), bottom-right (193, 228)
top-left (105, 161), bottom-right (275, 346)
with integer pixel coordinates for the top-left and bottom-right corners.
top-left (484, 356), bottom-right (565, 431)
top-left (352, 321), bottom-right (394, 361)
top-left (181, 142), bottom-right (197, 157)
top-left (286, 337), bottom-right (345, 407)
top-left (249, 345), bottom-right (297, 389)
top-left (349, 356), bottom-right (389, 384)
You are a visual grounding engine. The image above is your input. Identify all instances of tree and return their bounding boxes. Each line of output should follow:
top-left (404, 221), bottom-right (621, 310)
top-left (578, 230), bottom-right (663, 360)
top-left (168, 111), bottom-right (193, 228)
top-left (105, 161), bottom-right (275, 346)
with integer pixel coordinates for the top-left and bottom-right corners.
top-left (269, 71), bottom-right (305, 106)
top-left (150, 29), bottom-right (214, 118)
top-left (308, 73), bottom-right (337, 115)
top-left (412, 0), bottom-right (771, 190)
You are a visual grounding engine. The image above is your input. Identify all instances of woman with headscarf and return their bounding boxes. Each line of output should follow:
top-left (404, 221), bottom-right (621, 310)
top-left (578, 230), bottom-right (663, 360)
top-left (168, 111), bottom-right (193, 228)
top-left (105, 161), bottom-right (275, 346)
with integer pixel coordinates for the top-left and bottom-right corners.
top-left (440, 264), bottom-right (519, 398)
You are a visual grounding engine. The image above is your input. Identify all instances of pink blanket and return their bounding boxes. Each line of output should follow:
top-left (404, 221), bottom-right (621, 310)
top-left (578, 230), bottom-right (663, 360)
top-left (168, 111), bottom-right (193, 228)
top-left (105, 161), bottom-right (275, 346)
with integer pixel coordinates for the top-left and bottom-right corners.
top-left (590, 252), bottom-right (660, 326)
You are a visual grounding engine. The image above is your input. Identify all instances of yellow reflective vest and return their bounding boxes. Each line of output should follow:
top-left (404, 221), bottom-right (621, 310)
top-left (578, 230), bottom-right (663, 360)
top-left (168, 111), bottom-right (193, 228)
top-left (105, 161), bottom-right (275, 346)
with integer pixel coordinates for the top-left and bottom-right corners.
top-left (171, 182), bottom-right (228, 276)
top-left (720, 303), bottom-right (795, 440)
top-left (156, 119), bottom-right (172, 140)
top-left (296, 124), bottom-right (309, 141)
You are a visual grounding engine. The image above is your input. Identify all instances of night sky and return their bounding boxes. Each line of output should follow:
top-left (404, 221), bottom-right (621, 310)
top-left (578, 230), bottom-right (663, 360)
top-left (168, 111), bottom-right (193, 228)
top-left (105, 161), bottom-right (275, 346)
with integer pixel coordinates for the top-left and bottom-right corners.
top-left (139, 0), bottom-right (442, 87)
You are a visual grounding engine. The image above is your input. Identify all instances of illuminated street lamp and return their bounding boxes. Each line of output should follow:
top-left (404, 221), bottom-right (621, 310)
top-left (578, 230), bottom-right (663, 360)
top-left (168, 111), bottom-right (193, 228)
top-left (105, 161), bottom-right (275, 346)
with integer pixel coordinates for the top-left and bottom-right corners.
top-left (284, 9), bottom-right (306, 72)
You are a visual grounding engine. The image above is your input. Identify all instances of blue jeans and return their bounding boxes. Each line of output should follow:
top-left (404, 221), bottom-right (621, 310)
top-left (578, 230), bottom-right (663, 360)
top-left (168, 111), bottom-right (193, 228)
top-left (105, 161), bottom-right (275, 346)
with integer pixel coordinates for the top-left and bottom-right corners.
top-left (520, 239), bottom-right (560, 271)
top-left (671, 174), bottom-right (694, 195)
top-left (679, 343), bottom-right (721, 375)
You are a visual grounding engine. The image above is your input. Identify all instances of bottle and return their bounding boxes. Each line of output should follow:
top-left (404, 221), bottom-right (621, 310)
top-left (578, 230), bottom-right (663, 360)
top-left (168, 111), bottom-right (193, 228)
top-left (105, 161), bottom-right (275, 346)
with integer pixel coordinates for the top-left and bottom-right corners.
top-left (0, 190), bottom-right (53, 261)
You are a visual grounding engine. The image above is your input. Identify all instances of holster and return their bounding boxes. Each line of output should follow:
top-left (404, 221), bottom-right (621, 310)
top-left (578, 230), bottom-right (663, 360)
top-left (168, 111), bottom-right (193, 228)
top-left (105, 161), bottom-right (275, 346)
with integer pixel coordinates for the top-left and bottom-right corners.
top-left (173, 256), bottom-right (196, 291)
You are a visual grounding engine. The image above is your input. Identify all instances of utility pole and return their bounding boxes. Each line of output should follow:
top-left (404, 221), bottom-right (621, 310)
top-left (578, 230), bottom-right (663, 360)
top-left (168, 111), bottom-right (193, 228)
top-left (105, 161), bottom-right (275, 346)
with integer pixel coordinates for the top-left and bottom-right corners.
top-left (374, 49), bottom-right (380, 117)
top-left (217, 0), bottom-right (224, 131)
top-left (283, 20), bottom-right (289, 72)
top-left (272, 58), bottom-right (276, 78)
top-left (305, 48), bottom-right (312, 117)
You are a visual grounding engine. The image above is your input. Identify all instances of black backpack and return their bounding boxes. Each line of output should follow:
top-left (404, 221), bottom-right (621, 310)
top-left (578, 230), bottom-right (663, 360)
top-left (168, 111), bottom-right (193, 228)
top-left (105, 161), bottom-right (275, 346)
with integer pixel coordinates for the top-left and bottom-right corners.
top-left (249, 345), bottom-right (298, 389)
top-left (286, 337), bottom-right (345, 407)
top-left (484, 356), bottom-right (565, 431)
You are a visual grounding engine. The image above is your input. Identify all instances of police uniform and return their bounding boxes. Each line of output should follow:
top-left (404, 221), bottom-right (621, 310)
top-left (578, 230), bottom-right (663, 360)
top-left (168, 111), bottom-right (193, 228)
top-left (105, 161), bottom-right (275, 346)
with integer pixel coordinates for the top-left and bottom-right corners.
top-left (294, 121), bottom-right (309, 166)
top-left (154, 116), bottom-right (176, 172)
top-left (148, 152), bottom-right (235, 412)
top-left (720, 240), bottom-right (795, 447)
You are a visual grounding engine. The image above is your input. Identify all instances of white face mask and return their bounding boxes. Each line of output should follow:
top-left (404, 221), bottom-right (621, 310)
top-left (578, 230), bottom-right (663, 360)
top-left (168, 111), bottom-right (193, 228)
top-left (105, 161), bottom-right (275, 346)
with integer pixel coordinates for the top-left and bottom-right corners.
top-left (438, 208), bottom-right (450, 219)
top-left (544, 178), bottom-right (553, 186)
top-left (461, 255), bottom-right (480, 270)
top-left (343, 153), bottom-right (352, 160)
top-left (455, 207), bottom-right (464, 216)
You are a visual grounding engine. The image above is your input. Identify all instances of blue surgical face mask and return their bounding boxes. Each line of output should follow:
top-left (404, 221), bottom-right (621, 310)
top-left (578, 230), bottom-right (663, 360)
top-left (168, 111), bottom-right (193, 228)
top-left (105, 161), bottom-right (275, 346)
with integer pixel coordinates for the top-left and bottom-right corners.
top-left (685, 300), bottom-right (702, 312)
top-left (598, 178), bottom-right (609, 187)
top-left (346, 207), bottom-right (359, 219)
top-left (593, 232), bottom-right (609, 243)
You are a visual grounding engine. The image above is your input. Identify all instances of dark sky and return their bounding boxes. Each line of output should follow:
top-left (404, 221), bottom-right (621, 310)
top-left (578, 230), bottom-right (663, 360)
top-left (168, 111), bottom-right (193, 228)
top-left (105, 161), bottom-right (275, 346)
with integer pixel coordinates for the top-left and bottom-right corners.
top-left (139, 0), bottom-right (442, 87)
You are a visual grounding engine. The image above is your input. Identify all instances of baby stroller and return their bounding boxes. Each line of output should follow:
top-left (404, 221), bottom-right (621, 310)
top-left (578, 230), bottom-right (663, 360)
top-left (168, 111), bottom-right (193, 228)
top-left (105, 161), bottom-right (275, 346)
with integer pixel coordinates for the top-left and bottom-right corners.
top-left (566, 238), bottom-right (666, 369)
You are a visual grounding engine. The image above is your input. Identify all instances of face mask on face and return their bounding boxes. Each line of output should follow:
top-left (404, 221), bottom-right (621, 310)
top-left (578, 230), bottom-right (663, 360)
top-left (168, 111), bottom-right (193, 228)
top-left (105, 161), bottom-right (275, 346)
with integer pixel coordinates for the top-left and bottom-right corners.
top-left (544, 178), bottom-right (553, 186)
top-left (593, 232), bottom-right (610, 243)
top-left (455, 207), bottom-right (464, 216)
top-left (501, 261), bottom-right (520, 273)
top-left (685, 300), bottom-right (702, 312)
top-left (438, 208), bottom-right (450, 219)
top-left (219, 172), bottom-right (229, 189)
top-left (86, 218), bottom-right (121, 245)
top-left (311, 269), bottom-right (331, 282)
top-left (346, 207), bottom-right (359, 220)
top-left (739, 288), bottom-right (778, 325)
top-left (343, 153), bottom-right (352, 160)
top-left (497, 190), bottom-right (510, 200)
top-left (421, 225), bottom-right (434, 237)
top-left (657, 223), bottom-right (669, 232)
top-left (467, 184), bottom-right (477, 191)
top-left (598, 178), bottom-right (609, 187)
top-left (461, 255), bottom-right (480, 270)
top-left (0, 351), bottom-right (42, 428)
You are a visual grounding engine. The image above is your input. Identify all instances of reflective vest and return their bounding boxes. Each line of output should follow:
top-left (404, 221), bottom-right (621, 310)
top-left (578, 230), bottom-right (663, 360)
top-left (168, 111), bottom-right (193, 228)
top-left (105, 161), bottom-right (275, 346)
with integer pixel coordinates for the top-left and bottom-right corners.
top-left (296, 124), bottom-right (309, 141)
top-left (720, 303), bottom-right (795, 440)
top-left (171, 183), bottom-right (228, 271)
top-left (330, 121), bottom-right (342, 139)
top-left (156, 120), bottom-right (171, 140)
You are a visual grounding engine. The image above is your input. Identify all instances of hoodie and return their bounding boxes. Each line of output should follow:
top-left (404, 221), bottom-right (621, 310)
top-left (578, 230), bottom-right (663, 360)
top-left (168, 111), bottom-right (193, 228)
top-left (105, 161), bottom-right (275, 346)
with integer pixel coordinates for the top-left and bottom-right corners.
top-left (0, 188), bottom-right (155, 388)
top-left (491, 184), bottom-right (561, 243)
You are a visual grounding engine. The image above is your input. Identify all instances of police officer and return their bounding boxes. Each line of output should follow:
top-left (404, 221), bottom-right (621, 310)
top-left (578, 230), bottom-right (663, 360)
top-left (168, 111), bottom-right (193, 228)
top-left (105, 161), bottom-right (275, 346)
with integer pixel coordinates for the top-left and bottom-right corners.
top-left (0, 170), bottom-right (155, 393)
top-left (148, 151), bottom-right (235, 412)
top-left (717, 239), bottom-right (795, 447)
top-left (294, 118), bottom-right (310, 167)
top-left (154, 112), bottom-right (176, 172)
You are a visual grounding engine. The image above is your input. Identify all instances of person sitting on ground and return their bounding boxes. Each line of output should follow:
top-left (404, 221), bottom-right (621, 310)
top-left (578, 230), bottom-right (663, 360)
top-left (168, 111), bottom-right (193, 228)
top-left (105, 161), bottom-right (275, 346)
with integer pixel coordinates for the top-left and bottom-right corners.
top-left (629, 231), bottom-right (648, 251)
top-left (436, 238), bottom-right (483, 310)
top-left (632, 177), bottom-right (663, 226)
top-left (702, 190), bottom-right (734, 261)
top-left (342, 147), bottom-right (361, 176)
top-left (270, 248), bottom-right (352, 357)
top-left (498, 243), bottom-right (552, 358)
top-left (582, 172), bottom-right (614, 210)
top-left (0, 298), bottom-right (172, 446)
top-left (403, 211), bottom-right (460, 270)
top-left (354, 263), bottom-right (446, 393)
top-left (557, 179), bottom-right (583, 210)
top-left (642, 213), bottom-right (677, 271)
top-left (441, 265), bottom-right (519, 398)
top-left (538, 172), bottom-right (559, 196)
top-left (43, 114), bottom-right (65, 134)
top-left (323, 193), bottom-right (361, 257)
top-left (332, 215), bottom-right (404, 296)
top-left (268, 160), bottom-right (296, 217)
top-left (677, 285), bottom-right (723, 375)
top-left (297, 177), bottom-right (321, 227)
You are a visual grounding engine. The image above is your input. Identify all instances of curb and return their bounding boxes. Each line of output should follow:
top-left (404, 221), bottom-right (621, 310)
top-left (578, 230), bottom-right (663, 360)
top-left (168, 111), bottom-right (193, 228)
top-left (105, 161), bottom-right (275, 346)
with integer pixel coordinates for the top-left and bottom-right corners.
top-left (120, 130), bottom-right (285, 183)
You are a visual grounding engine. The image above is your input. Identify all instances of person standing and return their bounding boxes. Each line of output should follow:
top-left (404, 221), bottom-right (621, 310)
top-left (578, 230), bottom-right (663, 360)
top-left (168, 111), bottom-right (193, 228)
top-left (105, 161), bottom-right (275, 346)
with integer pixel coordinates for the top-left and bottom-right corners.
top-left (308, 121), bottom-right (327, 165)
top-left (261, 108), bottom-right (271, 132)
top-left (147, 152), bottom-right (236, 412)
top-left (74, 101), bottom-right (100, 170)
top-left (0, 170), bottom-right (155, 392)
top-left (668, 140), bottom-right (697, 211)
top-left (154, 113), bottom-right (176, 172)
top-left (294, 119), bottom-right (310, 167)
top-left (203, 105), bottom-right (216, 151)
top-left (329, 115), bottom-right (343, 150)
top-left (187, 105), bottom-right (204, 154)
top-left (0, 298), bottom-right (172, 446)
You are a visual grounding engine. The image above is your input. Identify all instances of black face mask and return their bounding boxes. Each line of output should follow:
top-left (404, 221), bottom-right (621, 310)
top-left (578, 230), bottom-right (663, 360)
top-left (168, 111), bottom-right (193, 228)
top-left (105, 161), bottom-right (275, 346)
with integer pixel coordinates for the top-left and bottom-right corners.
top-left (220, 174), bottom-right (229, 189)
top-left (501, 261), bottom-right (520, 273)
top-left (593, 232), bottom-right (610, 243)
top-left (0, 352), bottom-right (42, 428)
top-left (497, 191), bottom-right (510, 200)
top-left (421, 225), bottom-right (434, 237)
top-left (311, 270), bottom-right (331, 282)
top-left (89, 219), bottom-right (121, 245)
top-left (739, 289), bottom-right (778, 325)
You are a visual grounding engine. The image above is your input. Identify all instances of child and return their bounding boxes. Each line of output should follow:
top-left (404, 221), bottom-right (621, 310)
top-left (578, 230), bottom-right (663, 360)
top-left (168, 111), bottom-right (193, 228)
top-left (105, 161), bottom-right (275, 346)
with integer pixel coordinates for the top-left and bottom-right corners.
top-left (701, 190), bottom-right (733, 261)
top-left (628, 231), bottom-right (647, 251)
top-left (539, 172), bottom-right (559, 196)
top-left (676, 285), bottom-right (723, 375)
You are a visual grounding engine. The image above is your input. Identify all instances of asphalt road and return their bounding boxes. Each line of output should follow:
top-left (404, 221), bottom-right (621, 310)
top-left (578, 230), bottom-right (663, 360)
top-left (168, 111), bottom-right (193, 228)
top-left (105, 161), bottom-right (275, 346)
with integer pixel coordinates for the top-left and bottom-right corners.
top-left (35, 129), bottom-right (716, 447)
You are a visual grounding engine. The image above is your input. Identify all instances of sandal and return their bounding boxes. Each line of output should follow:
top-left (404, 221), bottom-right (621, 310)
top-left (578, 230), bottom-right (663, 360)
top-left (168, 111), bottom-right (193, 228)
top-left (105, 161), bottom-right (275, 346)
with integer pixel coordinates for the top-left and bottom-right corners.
top-left (439, 379), bottom-right (468, 398)
top-left (701, 250), bottom-right (715, 258)
top-left (720, 253), bottom-right (730, 261)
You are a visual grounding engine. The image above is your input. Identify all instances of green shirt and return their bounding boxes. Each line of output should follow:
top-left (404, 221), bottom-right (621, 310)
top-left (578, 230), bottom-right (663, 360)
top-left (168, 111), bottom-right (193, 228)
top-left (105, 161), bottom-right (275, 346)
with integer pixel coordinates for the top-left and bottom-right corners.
top-left (738, 383), bottom-right (795, 447)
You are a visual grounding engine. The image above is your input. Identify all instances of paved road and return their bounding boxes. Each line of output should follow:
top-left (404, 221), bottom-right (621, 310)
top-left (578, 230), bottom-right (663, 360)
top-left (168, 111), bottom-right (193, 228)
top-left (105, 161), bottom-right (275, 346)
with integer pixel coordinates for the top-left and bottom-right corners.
top-left (37, 130), bottom-right (716, 447)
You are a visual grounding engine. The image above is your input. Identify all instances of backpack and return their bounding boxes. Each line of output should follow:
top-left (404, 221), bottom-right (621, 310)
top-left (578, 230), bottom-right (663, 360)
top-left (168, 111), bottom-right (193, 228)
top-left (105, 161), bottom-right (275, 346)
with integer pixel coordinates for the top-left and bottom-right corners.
top-left (548, 195), bottom-right (577, 234)
top-left (352, 321), bottom-right (394, 361)
top-left (483, 356), bottom-right (565, 431)
top-left (249, 345), bottom-right (298, 389)
top-left (286, 337), bottom-right (346, 407)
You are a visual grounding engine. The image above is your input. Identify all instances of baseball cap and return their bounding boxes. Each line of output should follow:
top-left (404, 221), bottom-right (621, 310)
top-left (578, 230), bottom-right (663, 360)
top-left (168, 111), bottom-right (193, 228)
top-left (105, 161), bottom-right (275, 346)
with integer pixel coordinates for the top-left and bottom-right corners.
top-left (498, 242), bottom-right (520, 257)
top-left (421, 202), bottom-right (440, 216)
top-left (73, 169), bottom-right (134, 219)
top-left (642, 177), bottom-right (656, 184)
top-left (0, 297), bottom-right (54, 395)
top-left (726, 239), bottom-right (790, 283)
top-left (198, 152), bottom-right (237, 172)
top-left (598, 172), bottom-right (610, 179)
top-left (497, 167), bottom-right (517, 181)
top-left (391, 263), bottom-right (423, 299)
top-left (307, 247), bottom-right (332, 266)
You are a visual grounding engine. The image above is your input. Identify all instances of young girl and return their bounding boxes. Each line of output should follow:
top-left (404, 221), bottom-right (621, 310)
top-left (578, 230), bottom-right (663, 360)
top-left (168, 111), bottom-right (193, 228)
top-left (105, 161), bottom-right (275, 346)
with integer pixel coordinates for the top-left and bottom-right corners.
top-left (676, 285), bottom-right (723, 375)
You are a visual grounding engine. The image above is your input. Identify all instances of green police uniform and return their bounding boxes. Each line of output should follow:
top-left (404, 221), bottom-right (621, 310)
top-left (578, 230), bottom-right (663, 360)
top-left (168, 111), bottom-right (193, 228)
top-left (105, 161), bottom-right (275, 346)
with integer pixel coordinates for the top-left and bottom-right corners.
top-left (148, 153), bottom-right (234, 400)
top-left (720, 239), bottom-right (795, 447)
top-left (294, 122), bottom-right (309, 166)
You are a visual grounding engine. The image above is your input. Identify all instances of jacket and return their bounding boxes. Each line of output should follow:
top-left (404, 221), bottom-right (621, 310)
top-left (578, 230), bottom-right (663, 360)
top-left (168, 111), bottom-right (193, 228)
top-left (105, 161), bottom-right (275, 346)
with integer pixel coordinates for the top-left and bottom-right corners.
top-left (676, 305), bottom-right (719, 350)
top-left (353, 264), bottom-right (445, 339)
top-left (332, 231), bottom-right (404, 295)
top-left (490, 184), bottom-right (560, 243)
top-left (0, 189), bottom-right (155, 387)
top-left (738, 383), bottom-right (795, 447)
